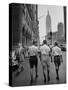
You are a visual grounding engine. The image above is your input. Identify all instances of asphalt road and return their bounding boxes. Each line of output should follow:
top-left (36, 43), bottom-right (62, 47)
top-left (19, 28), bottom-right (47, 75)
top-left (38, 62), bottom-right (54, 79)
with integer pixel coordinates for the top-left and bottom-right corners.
top-left (12, 52), bottom-right (66, 86)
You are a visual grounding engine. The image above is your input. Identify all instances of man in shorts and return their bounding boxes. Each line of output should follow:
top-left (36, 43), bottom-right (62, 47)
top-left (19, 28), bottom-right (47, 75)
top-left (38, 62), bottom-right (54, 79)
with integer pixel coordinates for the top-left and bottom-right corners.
top-left (40, 40), bottom-right (51, 83)
top-left (28, 40), bottom-right (38, 84)
top-left (52, 42), bottom-right (63, 80)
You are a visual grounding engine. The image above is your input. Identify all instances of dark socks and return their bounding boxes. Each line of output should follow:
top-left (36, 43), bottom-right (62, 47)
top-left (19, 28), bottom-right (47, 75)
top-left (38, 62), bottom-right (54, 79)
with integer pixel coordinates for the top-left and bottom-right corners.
top-left (56, 69), bottom-right (59, 80)
top-left (43, 72), bottom-right (46, 83)
top-left (35, 68), bottom-right (38, 79)
top-left (47, 70), bottom-right (50, 81)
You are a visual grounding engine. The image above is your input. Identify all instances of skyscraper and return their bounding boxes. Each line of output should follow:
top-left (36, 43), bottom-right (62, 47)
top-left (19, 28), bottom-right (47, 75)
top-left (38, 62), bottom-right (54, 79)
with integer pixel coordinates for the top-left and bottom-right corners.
top-left (46, 10), bottom-right (51, 35)
top-left (57, 22), bottom-right (64, 39)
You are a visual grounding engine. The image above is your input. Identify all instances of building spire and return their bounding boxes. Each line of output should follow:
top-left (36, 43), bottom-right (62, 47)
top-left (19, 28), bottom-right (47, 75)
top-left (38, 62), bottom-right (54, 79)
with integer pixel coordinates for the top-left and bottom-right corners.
top-left (46, 10), bottom-right (51, 34)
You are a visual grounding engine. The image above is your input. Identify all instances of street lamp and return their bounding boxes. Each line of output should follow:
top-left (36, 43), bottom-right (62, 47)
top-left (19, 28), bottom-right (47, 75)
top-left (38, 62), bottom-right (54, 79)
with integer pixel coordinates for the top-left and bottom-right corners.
top-left (48, 31), bottom-right (52, 45)
top-left (50, 31), bottom-right (52, 45)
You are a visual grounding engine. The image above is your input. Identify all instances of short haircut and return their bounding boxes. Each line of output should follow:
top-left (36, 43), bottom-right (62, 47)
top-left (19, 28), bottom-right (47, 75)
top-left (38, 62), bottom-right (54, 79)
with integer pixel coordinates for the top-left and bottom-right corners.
top-left (54, 42), bottom-right (58, 46)
top-left (43, 40), bottom-right (47, 44)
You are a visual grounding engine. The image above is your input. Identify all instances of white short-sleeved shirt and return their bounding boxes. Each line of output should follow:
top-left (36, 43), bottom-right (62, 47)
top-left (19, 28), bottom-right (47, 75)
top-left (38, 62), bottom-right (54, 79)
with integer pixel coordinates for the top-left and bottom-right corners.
top-left (52, 46), bottom-right (62, 56)
top-left (40, 44), bottom-right (50, 55)
top-left (28, 45), bottom-right (38, 56)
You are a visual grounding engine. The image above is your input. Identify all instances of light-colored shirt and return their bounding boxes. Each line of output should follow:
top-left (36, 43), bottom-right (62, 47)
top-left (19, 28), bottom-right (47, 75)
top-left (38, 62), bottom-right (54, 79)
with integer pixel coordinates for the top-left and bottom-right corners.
top-left (40, 44), bottom-right (50, 55)
top-left (12, 50), bottom-right (16, 60)
top-left (52, 46), bottom-right (62, 56)
top-left (28, 45), bottom-right (38, 56)
top-left (16, 46), bottom-right (25, 61)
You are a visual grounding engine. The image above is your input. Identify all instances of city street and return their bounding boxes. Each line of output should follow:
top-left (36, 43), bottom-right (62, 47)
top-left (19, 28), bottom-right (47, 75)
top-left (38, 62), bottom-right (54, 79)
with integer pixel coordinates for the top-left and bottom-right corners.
top-left (12, 51), bottom-right (66, 86)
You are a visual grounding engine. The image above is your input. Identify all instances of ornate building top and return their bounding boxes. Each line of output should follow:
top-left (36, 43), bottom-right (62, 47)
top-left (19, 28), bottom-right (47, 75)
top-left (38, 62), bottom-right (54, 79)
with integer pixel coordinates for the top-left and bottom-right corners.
top-left (46, 10), bottom-right (51, 34)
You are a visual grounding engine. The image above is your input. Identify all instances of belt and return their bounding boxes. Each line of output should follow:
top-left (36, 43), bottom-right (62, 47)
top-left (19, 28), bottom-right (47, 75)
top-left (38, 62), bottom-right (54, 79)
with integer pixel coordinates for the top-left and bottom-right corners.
top-left (30, 55), bottom-right (36, 57)
top-left (54, 55), bottom-right (60, 57)
top-left (42, 54), bottom-right (49, 56)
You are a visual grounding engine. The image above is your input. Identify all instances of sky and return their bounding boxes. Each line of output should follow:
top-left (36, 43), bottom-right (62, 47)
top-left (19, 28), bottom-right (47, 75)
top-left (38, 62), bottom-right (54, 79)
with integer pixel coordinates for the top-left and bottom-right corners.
top-left (38, 5), bottom-right (64, 44)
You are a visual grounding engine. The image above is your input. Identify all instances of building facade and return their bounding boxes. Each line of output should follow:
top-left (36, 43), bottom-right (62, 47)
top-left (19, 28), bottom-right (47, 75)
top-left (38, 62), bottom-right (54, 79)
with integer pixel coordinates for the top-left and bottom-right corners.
top-left (12, 4), bottom-right (39, 48)
top-left (45, 11), bottom-right (52, 45)
top-left (46, 10), bottom-right (52, 35)
top-left (57, 22), bottom-right (64, 39)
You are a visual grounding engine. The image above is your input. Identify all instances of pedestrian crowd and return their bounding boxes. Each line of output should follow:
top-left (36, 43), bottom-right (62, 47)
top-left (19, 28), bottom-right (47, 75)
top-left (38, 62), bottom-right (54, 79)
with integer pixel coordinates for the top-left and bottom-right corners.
top-left (9, 40), bottom-right (63, 84)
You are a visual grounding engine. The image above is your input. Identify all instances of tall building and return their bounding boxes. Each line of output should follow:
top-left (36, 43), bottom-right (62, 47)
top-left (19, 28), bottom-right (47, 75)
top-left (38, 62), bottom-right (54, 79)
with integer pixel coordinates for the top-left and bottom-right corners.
top-left (57, 22), bottom-right (64, 40)
top-left (46, 10), bottom-right (51, 35)
top-left (12, 4), bottom-right (39, 48)
top-left (45, 10), bottom-right (52, 45)
top-left (57, 22), bottom-right (65, 44)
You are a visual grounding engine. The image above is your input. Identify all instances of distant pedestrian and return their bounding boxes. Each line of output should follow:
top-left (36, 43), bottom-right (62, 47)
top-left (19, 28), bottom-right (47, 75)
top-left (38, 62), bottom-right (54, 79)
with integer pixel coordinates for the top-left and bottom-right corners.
top-left (28, 40), bottom-right (38, 84)
top-left (15, 43), bottom-right (24, 73)
top-left (40, 40), bottom-right (51, 83)
top-left (12, 50), bottom-right (19, 72)
top-left (52, 42), bottom-right (63, 80)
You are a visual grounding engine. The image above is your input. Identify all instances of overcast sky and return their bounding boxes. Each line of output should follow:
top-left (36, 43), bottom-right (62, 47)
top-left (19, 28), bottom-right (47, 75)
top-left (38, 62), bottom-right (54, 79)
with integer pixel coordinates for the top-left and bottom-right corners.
top-left (38, 5), bottom-right (64, 44)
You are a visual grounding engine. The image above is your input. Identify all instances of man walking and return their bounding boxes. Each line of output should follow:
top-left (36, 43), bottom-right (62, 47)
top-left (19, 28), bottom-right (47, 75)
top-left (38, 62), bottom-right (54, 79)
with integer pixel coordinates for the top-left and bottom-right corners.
top-left (52, 42), bottom-right (63, 80)
top-left (40, 40), bottom-right (51, 83)
top-left (28, 40), bottom-right (38, 84)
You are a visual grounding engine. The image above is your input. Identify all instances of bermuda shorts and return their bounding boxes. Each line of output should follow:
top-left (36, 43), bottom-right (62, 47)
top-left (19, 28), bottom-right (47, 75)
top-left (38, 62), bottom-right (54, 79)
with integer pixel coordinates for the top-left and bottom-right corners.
top-left (29, 56), bottom-right (38, 68)
top-left (54, 55), bottom-right (61, 67)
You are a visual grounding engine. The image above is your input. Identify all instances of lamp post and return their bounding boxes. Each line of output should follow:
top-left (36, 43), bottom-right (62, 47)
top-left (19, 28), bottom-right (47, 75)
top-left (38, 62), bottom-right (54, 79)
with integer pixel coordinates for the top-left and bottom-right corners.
top-left (50, 31), bottom-right (52, 45)
top-left (63, 6), bottom-right (66, 42)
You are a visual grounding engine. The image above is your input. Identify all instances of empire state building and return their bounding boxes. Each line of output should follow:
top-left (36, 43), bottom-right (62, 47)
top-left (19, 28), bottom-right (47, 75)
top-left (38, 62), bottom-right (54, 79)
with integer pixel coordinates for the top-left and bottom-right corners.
top-left (46, 10), bottom-right (51, 35)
